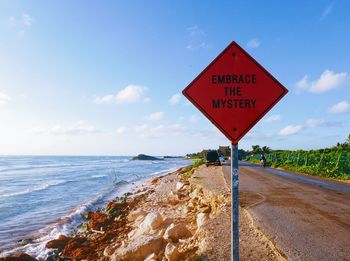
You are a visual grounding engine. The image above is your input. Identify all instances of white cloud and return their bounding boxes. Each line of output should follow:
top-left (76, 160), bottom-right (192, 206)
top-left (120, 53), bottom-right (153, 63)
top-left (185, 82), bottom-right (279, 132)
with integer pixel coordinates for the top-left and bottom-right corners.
top-left (134, 123), bottom-right (186, 138)
top-left (51, 121), bottom-right (100, 135)
top-left (278, 125), bottom-right (303, 136)
top-left (247, 38), bottom-right (260, 49)
top-left (9, 13), bottom-right (34, 27)
top-left (8, 13), bottom-right (34, 36)
top-left (295, 75), bottom-right (309, 90)
top-left (190, 127), bottom-right (224, 140)
top-left (295, 70), bottom-right (347, 93)
top-left (116, 126), bottom-right (127, 135)
top-left (304, 118), bottom-right (341, 128)
top-left (8, 16), bottom-right (16, 25)
top-left (184, 100), bottom-right (192, 106)
top-left (305, 119), bottom-right (325, 128)
top-left (264, 114), bottom-right (281, 123)
top-left (277, 118), bottom-right (340, 136)
top-left (115, 85), bottom-right (148, 103)
top-left (94, 94), bottom-right (114, 104)
top-left (321, 3), bottom-right (333, 20)
top-left (189, 115), bottom-right (199, 124)
top-left (94, 85), bottom-right (148, 104)
top-left (328, 101), bottom-right (349, 113)
top-left (0, 92), bottom-right (11, 105)
top-left (29, 121), bottom-right (100, 135)
top-left (186, 25), bottom-right (208, 50)
top-left (26, 127), bottom-right (45, 135)
top-left (22, 13), bottom-right (34, 27)
top-left (169, 94), bottom-right (181, 105)
top-left (145, 112), bottom-right (165, 121)
top-left (143, 97), bottom-right (151, 103)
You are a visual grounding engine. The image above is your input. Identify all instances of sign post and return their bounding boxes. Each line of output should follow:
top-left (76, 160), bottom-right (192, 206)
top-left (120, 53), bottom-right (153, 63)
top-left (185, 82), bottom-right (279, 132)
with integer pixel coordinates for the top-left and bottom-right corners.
top-left (182, 41), bottom-right (288, 260)
top-left (231, 142), bottom-right (239, 261)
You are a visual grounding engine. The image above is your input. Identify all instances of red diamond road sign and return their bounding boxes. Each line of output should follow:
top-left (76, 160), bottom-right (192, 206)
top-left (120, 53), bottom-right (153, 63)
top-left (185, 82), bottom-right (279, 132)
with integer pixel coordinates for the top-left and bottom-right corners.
top-left (182, 41), bottom-right (288, 144)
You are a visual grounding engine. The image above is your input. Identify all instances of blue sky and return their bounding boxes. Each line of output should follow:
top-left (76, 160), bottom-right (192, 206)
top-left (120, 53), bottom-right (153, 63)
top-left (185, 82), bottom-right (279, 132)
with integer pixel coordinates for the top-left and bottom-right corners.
top-left (0, 1), bottom-right (349, 155)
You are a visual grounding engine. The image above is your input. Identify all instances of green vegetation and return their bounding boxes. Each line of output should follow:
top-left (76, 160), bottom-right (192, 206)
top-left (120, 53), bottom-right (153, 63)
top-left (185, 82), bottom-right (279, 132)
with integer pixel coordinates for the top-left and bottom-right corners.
top-left (180, 158), bottom-right (206, 179)
top-left (246, 135), bottom-right (350, 180)
top-left (186, 151), bottom-right (207, 159)
top-left (186, 158), bottom-right (206, 171)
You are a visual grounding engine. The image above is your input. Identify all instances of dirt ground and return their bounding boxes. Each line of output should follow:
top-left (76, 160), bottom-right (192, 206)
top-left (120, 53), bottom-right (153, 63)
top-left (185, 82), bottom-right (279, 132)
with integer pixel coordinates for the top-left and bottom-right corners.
top-left (191, 165), bottom-right (285, 261)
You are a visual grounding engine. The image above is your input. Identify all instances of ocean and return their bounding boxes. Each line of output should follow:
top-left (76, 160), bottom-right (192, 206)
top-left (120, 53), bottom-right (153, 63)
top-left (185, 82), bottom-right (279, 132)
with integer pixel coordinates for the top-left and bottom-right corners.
top-left (0, 156), bottom-right (189, 259)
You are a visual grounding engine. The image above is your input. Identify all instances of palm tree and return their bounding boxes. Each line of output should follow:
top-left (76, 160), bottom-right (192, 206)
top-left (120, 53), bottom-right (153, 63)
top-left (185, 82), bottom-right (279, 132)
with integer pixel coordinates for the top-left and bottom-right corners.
top-left (262, 146), bottom-right (271, 154)
top-left (251, 145), bottom-right (262, 154)
top-left (347, 134), bottom-right (350, 148)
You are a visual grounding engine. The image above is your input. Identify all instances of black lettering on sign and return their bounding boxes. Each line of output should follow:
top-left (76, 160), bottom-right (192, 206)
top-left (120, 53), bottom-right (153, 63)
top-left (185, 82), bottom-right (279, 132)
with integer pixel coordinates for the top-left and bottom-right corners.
top-left (211, 74), bottom-right (257, 84)
top-left (224, 87), bottom-right (241, 96)
top-left (212, 99), bottom-right (257, 109)
top-left (212, 100), bottom-right (221, 108)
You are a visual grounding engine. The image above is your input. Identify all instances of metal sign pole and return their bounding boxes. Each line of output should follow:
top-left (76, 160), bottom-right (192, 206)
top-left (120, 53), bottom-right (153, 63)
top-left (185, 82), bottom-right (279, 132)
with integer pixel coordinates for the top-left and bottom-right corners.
top-left (231, 142), bottom-right (239, 261)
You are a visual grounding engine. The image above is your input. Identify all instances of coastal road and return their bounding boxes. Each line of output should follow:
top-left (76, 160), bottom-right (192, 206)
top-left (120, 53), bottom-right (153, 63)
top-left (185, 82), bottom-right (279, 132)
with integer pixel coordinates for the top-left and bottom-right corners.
top-left (223, 162), bottom-right (350, 261)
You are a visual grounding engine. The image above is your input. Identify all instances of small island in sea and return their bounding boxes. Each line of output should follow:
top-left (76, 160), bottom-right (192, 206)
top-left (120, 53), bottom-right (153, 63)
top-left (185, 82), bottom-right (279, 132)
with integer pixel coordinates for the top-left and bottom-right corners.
top-left (132, 154), bottom-right (164, 161)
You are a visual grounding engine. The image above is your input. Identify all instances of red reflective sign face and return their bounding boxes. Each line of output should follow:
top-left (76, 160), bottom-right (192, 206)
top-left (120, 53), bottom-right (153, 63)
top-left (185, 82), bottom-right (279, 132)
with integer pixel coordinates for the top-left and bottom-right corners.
top-left (183, 41), bottom-right (288, 144)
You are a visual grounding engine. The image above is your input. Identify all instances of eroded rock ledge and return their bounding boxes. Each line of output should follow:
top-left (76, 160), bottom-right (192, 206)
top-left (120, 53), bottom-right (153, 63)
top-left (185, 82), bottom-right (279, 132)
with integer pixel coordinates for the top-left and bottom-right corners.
top-left (3, 165), bottom-right (285, 260)
top-left (39, 165), bottom-right (228, 260)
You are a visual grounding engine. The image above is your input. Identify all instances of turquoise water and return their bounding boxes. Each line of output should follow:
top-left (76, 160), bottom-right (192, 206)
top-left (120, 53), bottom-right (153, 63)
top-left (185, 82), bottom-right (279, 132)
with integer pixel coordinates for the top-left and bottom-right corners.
top-left (0, 156), bottom-right (188, 258)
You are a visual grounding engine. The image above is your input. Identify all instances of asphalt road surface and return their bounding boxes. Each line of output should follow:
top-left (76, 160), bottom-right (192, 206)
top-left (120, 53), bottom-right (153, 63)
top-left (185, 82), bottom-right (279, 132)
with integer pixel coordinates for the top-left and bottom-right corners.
top-left (223, 161), bottom-right (350, 261)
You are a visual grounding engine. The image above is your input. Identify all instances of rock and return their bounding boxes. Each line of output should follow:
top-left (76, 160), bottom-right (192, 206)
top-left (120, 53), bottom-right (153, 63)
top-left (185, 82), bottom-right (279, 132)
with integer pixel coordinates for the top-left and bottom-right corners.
top-left (187, 201), bottom-right (195, 209)
top-left (129, 212), bottom-right (164, 239)
top-left (189, 197), bottom-right (199, 206)
top-left (157, 228), bottom-right (166, 237)
top-left (190, 188), bottom-right (202, 199)
top-left (111, 235), bottom-right (165, 261)
top-left (197, 205), bottom-right (211, 213)
top-left (164, 243), bottom-right (180, 261)
top-left (163, 223), bottom-right (192, 243)
top-left (144, 253), bottom-right (158, 261)
top-left (46, 235), bottom-right (71, 250)
top-left (167, 198), bottom-right (179, 205)
top-left (141, 212), bottom-right (164, 231)
top-left (61, 237), bottom-right (88, 259)
top-left (104, 244), bottom-right (117, 257)
top-left (182, 205), bottom-right (192, 214)
top-left (151, 177), bottom-right (161, 185)
top-left (87, 212), bottom-right (110, 230)
top-left (63, 246), bottom-right (92, 260)
top-left (124, 192), bottom-right (132, 197)
top-left (17, 238), bottom-right (33, 245)
top-left (182, 180), bottom-right (190, 186)
top-left (176, 192), bottom-right (189, 201)
top-left (196, 213), bottom-right (209, 228)
top-left (0, 253), bottom-right (38, 261)
top-left (128, 209), bottom-right (147, 222)
top-left (132, 154), bottom-right (163, 161)
top-left (105, 201), bottom-right (126, 217)
top-left (175, 182), bottom-right (184, 192)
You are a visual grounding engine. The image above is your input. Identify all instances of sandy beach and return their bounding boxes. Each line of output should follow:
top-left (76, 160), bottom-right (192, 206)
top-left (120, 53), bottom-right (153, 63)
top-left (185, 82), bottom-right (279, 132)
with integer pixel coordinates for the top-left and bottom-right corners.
top-left (1, 163), bottom-right (287, 261)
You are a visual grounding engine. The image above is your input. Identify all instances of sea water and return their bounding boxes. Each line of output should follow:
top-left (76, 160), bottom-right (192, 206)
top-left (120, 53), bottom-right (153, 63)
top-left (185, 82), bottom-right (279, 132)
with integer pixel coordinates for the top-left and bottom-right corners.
top-left (0, 156), bottom-right (189, 258)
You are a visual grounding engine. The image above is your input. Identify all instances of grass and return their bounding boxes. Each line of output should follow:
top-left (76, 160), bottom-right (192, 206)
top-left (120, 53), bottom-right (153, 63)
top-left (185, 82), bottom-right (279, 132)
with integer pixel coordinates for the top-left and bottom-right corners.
top-left (180, 158), bottom-right (206, 179)
top-left (247, 158), bottom-right (350, 180)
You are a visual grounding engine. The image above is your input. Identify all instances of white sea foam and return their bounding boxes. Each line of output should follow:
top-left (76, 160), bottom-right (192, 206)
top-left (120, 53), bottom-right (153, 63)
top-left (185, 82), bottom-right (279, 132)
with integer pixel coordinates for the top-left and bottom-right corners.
top-left (90, 174), bottom-right (108, 179)
top-left (1, 179), bottom-right (137, 259)
top-left (0, 156), bottom-right (189, 259)
top-left (0, 180), bottom-right (66, 198)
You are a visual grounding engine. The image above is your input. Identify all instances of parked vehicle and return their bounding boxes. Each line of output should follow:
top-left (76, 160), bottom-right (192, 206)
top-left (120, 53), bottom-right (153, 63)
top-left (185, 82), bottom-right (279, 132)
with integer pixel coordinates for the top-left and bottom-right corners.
top-left (205, 151), bottom-right (221, 167)
top-left (219, 155), bottom-right (225, 163)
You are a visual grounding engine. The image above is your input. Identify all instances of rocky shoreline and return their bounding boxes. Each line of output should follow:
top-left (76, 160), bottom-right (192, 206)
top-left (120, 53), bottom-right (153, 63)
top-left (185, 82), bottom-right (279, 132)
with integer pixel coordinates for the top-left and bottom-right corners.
top-left (1, 164), bottom-right (285, 261)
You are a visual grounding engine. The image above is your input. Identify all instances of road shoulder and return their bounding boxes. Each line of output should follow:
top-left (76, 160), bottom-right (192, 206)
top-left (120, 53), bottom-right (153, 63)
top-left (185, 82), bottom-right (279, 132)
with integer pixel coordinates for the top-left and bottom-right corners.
top-left (192, 165), bottom-right (286, 260)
